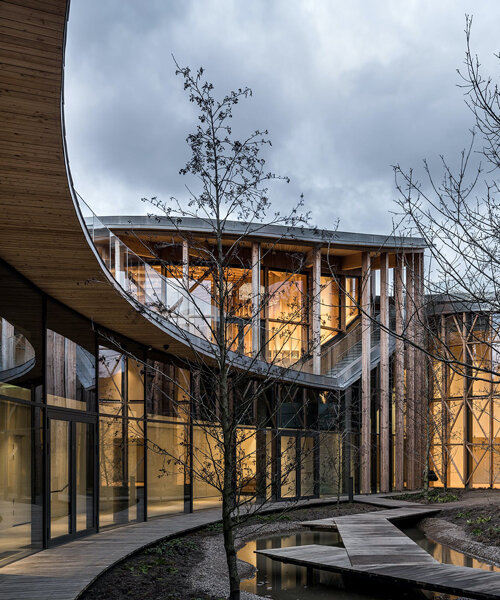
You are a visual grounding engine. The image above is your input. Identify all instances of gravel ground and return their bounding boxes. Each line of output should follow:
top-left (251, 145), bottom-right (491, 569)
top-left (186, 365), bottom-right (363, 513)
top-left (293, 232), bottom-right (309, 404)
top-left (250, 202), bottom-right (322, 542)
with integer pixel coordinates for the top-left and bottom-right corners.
top-left (79, 502), bottom-right (377, 600)
top-left (196, 502), bottom-right (379, 600)
top-left (420, 516), bottom-right (500, 566)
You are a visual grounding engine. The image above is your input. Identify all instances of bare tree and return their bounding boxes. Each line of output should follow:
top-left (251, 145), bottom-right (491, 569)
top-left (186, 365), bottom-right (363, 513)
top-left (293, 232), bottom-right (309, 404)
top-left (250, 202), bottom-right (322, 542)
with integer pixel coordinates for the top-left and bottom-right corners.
top-left (97, 63), bottom-right (344, 600)
top-left (394, 16), bottom-right (500, 491)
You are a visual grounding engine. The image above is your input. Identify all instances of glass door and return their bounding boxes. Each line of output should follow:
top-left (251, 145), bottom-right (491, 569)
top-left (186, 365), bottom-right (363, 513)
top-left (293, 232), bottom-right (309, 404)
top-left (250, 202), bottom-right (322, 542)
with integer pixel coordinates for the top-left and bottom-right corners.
top-left (48, 413), bottom-right (96, 544)
top-left (278, 432), bottom-right (317, 500)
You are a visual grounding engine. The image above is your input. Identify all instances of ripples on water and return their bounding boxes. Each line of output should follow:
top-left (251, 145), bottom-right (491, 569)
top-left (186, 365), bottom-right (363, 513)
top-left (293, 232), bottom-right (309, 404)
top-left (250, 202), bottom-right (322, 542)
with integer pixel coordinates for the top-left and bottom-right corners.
top-left (237, 528), bottom-right (499, 600)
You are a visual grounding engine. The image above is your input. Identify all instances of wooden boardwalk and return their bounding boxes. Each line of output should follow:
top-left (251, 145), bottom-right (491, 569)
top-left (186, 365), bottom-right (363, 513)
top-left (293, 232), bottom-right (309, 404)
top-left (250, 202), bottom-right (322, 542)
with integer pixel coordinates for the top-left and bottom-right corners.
top-left (0, 495), bottom-right (353, 600)
top-left (257, 500), bottom-right (500, 600)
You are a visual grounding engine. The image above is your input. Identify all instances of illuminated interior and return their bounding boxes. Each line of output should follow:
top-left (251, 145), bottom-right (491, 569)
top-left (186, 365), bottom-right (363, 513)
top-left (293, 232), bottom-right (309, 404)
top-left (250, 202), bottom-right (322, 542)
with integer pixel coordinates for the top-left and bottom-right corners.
top-left (430, 313), bottom-right (500, 488)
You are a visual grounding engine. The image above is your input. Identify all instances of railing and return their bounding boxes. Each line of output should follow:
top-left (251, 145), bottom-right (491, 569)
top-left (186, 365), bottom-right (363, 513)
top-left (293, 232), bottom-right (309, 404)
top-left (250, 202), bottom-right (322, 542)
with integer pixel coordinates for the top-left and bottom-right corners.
top-left (78, 194), bottom-right (308, 364)
top-left (78, 194), bottom-right (215, 341)
top-left (320, 320), bottom-right (363, 375)
top-left (77, 195), bottom-right (352, 374)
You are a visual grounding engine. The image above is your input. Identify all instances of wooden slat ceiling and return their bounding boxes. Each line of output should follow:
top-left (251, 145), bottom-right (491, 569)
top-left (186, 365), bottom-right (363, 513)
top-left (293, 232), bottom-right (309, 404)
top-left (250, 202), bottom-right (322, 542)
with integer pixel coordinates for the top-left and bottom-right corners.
top-left (0, 0), bottom-right (209, 361)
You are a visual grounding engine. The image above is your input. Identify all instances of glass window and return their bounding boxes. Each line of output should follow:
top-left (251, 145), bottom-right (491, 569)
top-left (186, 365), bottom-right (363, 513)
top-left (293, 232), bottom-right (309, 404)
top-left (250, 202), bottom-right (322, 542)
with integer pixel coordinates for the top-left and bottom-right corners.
top-left (300, 436), bottom-right (315, 496)
top-left (127, 359), bottom-right (144, 419)
top-left (0, 399), bottom-right (42, 564)
top-left (99, 416), bottom-right (144, 527)
top-left (46, 300), bottom-right (96, 411)
top-left (46, 330), bottom-right (96, 411)
top-left (99, 347), bottom-right (124, 416)
top-left (279, 386), bottom-right (303, 429)
top-left (345, 277), bottom-right (359, 326)
top-left (320, 276), bottom-right (340, 343)
top-left (319, 431), bottom-right (341, 496)
top-left (147, 421), bottom-right (187, 517)
top-left (0, 262), bottom-right (43, 404)
top-left (280, 435), bottom-right (297, 498)
top-left (49, 419), bottom-right (70, 539)
top-left (268, 271), bottom-right (307, 322)
top-left (147, 361), bottom-right (190, 421)
top-left (192, 425), bottom-right (222, 509)
top-left (237, 427), bottom-right (257, 497)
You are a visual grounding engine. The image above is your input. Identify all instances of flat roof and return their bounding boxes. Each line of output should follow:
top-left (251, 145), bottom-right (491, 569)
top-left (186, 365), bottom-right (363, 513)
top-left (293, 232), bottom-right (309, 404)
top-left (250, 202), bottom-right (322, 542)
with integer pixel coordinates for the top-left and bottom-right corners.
top-left (98, 215), bottom-right (427, 251)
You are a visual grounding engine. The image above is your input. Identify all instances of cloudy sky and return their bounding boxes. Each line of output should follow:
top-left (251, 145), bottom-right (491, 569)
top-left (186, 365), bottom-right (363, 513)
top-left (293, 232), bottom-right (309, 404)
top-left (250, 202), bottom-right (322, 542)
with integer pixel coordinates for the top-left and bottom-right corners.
top-left (64, 0), bottom-right (500, 235)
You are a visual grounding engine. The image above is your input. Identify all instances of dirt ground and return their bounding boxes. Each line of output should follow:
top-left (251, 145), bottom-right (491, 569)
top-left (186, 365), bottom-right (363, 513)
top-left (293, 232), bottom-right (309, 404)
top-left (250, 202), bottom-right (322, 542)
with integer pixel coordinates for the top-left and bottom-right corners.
top-left (79, 502), bottom-right (377, 600)
top-left (444, 503), bottom-right (500, 546)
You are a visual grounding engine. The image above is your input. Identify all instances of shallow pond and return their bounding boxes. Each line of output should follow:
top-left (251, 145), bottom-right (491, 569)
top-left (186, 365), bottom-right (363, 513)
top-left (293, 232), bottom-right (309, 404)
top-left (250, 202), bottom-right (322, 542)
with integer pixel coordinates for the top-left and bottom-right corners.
top-left (237, 527), bottom-right (499, 600)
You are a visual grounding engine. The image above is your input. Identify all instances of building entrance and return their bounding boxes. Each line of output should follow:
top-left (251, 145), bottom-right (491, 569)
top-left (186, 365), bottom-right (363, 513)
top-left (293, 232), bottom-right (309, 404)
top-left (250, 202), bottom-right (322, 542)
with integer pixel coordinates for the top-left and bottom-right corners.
top-left (48, 411), bottom-right (96, 544)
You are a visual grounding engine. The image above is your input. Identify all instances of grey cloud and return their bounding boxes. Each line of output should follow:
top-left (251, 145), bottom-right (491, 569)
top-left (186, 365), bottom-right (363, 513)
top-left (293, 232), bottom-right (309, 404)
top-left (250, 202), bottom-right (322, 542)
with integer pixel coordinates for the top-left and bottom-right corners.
top-left (64, 0), bottom-right (500, 234)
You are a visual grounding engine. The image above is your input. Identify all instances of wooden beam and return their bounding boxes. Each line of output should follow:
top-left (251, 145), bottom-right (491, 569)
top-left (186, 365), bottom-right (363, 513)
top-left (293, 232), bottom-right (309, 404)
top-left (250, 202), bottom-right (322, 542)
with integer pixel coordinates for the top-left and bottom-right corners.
top-left (361, 251), bottom-right (371, 493)
top-left (394, 254), bottom-right (405, 491)
top-left (341, 253), bottom-right (363, 271)
top-left (379, 252), bottom-right (390, 492)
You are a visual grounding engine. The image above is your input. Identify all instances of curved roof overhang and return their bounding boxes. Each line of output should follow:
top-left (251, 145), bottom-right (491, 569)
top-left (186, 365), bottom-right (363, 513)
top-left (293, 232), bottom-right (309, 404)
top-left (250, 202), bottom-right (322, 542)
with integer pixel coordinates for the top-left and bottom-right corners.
top-left (0, 0), bottom-right (340, 390)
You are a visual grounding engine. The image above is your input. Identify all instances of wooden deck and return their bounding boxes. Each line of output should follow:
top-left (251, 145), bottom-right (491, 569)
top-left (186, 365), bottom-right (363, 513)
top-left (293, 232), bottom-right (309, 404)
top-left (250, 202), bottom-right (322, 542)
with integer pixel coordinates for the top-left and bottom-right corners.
top-left (0, 495), bottom-right (356, 600)
top-left (257, 499), bottom-right (500, 600)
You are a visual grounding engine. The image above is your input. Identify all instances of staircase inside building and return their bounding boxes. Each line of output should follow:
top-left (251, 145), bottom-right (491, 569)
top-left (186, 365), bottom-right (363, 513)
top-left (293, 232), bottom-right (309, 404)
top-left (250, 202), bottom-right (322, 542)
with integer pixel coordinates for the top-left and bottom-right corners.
top-left (320, 309), bottom-right (395, 390)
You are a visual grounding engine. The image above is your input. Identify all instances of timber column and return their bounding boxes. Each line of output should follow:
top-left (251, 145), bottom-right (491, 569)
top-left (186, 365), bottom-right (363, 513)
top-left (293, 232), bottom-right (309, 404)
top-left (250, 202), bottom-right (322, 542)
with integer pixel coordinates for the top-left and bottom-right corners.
top-left (379, 252), bottom-right (390, 492)
top-left (394, 253), bottom-right (405, 490)
top-left (251, 242), bottom-right (261, 357)
top-left (361, 251), bottom-right (372, 493)
top-left (413, 252), bottom-right (425, 487)
top-left (312, 246), bottom-right (322, 374)
top-left (405, 253), bottom-right (416, 488)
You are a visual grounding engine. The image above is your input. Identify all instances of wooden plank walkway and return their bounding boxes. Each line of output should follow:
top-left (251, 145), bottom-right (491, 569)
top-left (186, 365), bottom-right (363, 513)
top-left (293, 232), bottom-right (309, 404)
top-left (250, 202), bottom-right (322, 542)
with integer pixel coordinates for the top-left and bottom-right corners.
top-left (257, 499), bottom-right (500, 600)
top-left (0, 494), bottom-right (355, 600)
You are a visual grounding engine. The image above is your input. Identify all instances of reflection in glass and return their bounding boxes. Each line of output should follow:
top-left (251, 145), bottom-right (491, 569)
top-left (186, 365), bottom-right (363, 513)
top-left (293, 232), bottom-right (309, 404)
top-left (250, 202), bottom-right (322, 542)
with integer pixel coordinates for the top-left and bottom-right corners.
top-left (50, 420), bottom-right (70, 538)
top-left (99, 417), bottom-right (144, 527)
top-left (300, 436), bottom-right (315, 496)
top-left (147, 362), bottom-right (190, 421)
top-left (46, 330), bottom-right (96, 411)
top-left (76, 422), bottom-right (94, 532)
top-left (345, 277), bottom-right (359, 326)
top-left (192, 425), bottom-right (223, 509)
top-left (127, 359), bottom-right (144, 418)
top-left (147, 421), bottom-right (186, 516)
top-left (99, 347), bottom-right (124, 415)
top-left (0, 400), bottom-right (40, 564)
top-left (319, 431), bottom-right (341, 496)
top-left (280, 436), bottom-right (297, 498)
top-left (320, 276), bottom-right (340, 343)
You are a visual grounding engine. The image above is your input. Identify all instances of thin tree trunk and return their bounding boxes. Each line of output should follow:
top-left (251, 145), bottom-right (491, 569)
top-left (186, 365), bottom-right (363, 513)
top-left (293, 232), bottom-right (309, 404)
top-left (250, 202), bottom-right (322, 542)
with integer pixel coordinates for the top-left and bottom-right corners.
top-left (222, 494), bottom-right (240, 600)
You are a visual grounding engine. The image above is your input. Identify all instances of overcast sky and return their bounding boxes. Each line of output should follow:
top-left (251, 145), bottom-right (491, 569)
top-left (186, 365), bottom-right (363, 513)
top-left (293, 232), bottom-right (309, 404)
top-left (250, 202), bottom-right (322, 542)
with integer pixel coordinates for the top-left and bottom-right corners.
top-left (64, 1), bottom-right (500, 235)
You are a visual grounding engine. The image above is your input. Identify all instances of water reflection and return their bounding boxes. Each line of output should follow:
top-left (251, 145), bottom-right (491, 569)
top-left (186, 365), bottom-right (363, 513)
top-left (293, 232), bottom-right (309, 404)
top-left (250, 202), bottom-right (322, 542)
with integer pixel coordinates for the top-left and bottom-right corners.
top-left (404, 526), bottom-right (500, 573)
top-left (238, 531), bottom-right (425, 600)
top-left (238, 528), bottom-right (500, 600)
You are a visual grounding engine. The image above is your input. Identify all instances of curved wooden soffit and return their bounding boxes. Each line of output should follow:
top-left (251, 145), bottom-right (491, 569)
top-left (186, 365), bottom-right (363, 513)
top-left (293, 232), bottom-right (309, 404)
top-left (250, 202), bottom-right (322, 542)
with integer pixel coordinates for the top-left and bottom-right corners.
top-left (0, 0), bottom-right (213, 361)
top-left (0, 0), bottom-right (338, 389)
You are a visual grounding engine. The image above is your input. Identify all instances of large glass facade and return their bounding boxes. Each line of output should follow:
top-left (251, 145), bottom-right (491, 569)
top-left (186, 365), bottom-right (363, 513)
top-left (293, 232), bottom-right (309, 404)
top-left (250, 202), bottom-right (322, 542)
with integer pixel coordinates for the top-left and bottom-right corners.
top-left (0, 259), bottom-right (350, 567)
top-left (430, 313), bottom-right (500, 488)
top-left (267, 271), bottom-right (308, 366)
top-left (0, 262), bottom-right (43, 565)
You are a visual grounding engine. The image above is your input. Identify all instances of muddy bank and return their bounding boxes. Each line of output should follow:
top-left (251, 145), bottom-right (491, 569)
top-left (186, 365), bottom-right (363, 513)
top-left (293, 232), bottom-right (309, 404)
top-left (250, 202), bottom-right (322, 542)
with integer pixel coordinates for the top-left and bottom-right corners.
top-left (420, 515), bottom-right (500, 567)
